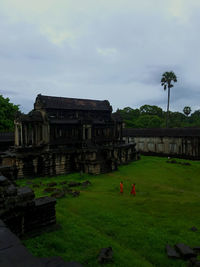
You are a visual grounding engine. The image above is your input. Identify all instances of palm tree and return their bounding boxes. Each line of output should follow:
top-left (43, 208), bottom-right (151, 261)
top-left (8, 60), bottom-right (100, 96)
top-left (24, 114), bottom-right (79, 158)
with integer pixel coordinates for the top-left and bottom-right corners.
top-left (161, 71), bottom-right (177, 127)
top-left (183, 106), bottom-right (191, 117)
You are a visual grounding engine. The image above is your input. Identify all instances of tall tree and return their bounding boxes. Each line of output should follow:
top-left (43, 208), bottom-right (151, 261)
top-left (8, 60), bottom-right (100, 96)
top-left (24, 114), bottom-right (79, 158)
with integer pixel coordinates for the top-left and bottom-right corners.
top-left (161, 71), bottom-right (177, 128)
top-left (183, 106), bottom-right (191, 117)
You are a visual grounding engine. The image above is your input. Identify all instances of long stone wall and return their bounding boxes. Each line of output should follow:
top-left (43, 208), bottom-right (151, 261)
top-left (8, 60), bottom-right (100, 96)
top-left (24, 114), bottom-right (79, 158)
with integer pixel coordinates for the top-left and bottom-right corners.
top-left (123, 129), bottom-right (200, 159)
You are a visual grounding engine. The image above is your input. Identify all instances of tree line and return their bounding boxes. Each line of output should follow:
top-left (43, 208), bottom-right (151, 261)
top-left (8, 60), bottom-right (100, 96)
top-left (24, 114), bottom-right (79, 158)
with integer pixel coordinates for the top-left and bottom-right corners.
top-left (116, 104), bottom-right (200, 128)
top-left (0, 93), bottom-right (199, 132)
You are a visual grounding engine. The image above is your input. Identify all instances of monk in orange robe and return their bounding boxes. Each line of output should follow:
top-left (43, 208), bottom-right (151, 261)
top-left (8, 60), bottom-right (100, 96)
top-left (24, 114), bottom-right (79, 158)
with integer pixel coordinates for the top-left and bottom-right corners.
top-left (120, 181), bottom-right (123, 194)
top-left (131, 183), bottom-right (136, 196)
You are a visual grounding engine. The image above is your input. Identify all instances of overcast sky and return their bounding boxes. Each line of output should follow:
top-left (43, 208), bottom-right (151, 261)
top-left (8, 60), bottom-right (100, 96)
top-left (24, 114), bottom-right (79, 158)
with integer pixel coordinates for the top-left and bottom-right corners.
top-left (0, 0), bottom-right (200, 113)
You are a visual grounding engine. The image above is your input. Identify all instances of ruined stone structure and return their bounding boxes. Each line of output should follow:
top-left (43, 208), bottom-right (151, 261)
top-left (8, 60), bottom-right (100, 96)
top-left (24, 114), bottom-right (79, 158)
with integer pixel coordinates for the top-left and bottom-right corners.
top-left (123, 128), bottom-right (200, 159)
top-left (0, 174), bottom-right (82, 267)
top-left (0, 174), bottom-right (56, 237)
top-left (1, 95), bottom-right (137, 178)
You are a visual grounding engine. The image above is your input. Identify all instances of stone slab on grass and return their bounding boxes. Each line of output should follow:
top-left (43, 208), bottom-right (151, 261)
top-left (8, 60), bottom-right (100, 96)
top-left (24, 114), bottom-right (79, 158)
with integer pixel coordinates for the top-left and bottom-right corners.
top-left (166, 244), bottom-right (181, 259)
top-left (175, 243), bottom-right (196, 259)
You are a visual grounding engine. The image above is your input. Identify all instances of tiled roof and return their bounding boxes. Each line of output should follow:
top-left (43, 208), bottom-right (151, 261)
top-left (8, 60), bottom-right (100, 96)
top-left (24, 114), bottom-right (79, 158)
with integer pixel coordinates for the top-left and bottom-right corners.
top-left (123, 128), bottom-right (200, 137)
top-left (35, 94), bottom-right (112, 111)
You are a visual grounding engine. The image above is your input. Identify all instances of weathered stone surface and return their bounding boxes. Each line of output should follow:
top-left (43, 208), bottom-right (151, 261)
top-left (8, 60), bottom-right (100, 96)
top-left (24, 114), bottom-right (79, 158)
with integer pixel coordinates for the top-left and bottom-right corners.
top-left (98, 247), bottom-right (113, 263)
top-left (0, 227), bottom-right (21, 250)
top-left (4, 184), bottom-right (17, 196)
top-left (60, 181), bottom-right (67, 185)
top-left (71, 191), bottom-right (80, 197)
top-left (0, 221), bottom-right (82, 267)
top-left (81, 180), bottom-right (91, 187)
top-left (17, 187), bottom-right (35, 201)
top-left (51, 191), bottom-right (65, 199)
top-left (175, 243), bottom-right (196, 259)
top-left (190, 226), bottom-right (198, 232)
top-left (0, 219), bottom-right (6, 227)
top-left (181, 162), bottom-right (191, 166)
top-left (44, 187), bottom-right (58, 193)
top-left (166, 244), bottom-right (181, 259)
top-left (0, 174), bottom-right (57, 237)
top-left (34, 196), bottom-right (56, 206)
top-left (40, 257), bottom-right (83, 267)
top-left (193, 247), bottom-right (200, 253)
top-left (0, 175), bottom-right (9, 186)
top-left (47, 182), bottom-right (57, 187)
top-left (188, 257), bottom-right (200, 267)
top-left (26, 181), bottom-right (33, 185)
top-left (68, 182), bottom-right (81, 187)
top-left (0, 244), bottom-right (44, 267)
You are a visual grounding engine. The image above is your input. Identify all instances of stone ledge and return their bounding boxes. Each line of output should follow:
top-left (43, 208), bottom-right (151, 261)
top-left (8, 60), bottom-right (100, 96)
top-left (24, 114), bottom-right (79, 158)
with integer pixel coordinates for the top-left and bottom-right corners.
top-left (0, 220), bottom-right (82, 267)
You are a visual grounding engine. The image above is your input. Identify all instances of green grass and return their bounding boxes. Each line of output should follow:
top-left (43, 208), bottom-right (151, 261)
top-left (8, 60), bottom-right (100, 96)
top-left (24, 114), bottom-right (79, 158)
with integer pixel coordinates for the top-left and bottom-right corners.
top-left (16, 156), bottom-right (200, 266)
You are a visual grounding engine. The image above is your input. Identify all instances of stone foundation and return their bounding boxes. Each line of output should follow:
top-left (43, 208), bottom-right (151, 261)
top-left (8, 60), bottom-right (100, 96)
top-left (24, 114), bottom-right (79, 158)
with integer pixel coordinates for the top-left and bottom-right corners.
top-left (1, 143), bottom-right (137, 179)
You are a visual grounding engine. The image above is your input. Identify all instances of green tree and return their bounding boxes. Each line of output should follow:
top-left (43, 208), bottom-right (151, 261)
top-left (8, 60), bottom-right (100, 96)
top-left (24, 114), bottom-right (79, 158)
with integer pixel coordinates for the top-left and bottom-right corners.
top-left (183, 106), bottom-right (191, 117)
top-left (140, 105), bottom-right (163, 117)
top-left (161, 71), bottom-right (177, 127)
top-left (0, 95), bottom-right (19, 132)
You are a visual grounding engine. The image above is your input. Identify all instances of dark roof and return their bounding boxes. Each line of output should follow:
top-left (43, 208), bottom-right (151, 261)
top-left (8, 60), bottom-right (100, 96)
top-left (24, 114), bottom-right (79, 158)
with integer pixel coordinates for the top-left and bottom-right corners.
top-left (123, 128), bottom-right (200, 137)
top-left (35, 94), bottom-right (112, 111)
top-left (0, 132), bottom-right (14, 142)
top-left (112, 112), bottom-right (123, 122)
top-left (18, 110), bottom-right (43, 122)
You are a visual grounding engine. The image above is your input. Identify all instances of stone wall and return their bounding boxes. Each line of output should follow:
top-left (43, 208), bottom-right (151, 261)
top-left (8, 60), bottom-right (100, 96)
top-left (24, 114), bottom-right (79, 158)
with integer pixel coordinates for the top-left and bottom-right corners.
top-left (123, 134), bottom-right (200, 159)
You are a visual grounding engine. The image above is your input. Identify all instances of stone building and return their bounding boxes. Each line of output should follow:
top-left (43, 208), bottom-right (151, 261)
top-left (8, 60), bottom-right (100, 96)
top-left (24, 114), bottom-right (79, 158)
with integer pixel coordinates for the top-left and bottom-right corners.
top-left (1, 95), bottom-right (137, 178)
top-left (123, 128), bottom-right (200, 159)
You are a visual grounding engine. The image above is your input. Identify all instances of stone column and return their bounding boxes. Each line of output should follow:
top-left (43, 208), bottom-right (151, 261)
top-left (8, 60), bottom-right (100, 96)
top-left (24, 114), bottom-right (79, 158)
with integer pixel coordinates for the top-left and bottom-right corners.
top-left (32, 126), bottom-right (34, 145)
top-left (20, 124), bottom-right (23, 146)
top-left (24, 124), bottom-right (28, 145)
top-left (15, 124), bottom-right (19, 146)
top-left (83, 125), bottom-right (85, 140)
top-left (88, 126), bottom-right (91, 139)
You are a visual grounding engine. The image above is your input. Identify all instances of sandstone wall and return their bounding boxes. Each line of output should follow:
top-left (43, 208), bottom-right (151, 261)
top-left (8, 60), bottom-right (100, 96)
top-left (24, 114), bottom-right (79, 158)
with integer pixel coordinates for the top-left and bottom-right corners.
top-left (123, 136), bottom-right (200, 159)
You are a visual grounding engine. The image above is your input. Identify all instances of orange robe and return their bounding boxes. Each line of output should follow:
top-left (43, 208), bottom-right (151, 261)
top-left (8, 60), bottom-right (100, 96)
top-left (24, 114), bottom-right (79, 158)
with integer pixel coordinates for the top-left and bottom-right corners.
top-left (131, 184), bottom-right (136, 195)
top-left (120, 183), bottom-right (123, 193)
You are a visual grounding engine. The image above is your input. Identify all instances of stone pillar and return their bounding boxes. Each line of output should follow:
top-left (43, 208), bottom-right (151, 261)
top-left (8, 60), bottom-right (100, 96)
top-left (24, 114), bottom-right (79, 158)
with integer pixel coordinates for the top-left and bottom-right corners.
top-left (83, 125), bottom-right (85, 140)
top-left (24, 124), bottom-right (28, 145)
top-left (32, 126), bottom-right (34, 145)
top-left (15, 124), bottom-right (19, 146)
top-left (20, 124), bottom-right (23, 146)
top-left (88, 126), bottom-right (91, 139)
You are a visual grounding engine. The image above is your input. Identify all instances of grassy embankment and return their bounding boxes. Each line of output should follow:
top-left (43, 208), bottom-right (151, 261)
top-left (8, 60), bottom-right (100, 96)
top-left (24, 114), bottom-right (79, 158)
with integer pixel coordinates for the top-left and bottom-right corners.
top-left (16, 156), bottom-right (200, 267)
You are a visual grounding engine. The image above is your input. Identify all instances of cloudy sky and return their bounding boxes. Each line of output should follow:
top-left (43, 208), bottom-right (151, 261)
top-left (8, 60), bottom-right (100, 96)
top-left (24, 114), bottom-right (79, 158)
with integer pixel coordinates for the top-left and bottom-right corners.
top-left (0, 0), bottom-right (200, 113)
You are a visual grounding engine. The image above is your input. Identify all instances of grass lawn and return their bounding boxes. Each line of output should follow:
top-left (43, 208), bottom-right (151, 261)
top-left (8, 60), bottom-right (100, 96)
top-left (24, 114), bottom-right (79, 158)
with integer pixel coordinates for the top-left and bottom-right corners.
top-left (16, 156), bottom-right (200, 266)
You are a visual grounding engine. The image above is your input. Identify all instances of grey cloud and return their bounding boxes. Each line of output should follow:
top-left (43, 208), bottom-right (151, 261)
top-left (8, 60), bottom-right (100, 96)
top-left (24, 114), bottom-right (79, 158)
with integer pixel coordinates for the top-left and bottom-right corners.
top-left (0, 3), bottom-right (200, 115)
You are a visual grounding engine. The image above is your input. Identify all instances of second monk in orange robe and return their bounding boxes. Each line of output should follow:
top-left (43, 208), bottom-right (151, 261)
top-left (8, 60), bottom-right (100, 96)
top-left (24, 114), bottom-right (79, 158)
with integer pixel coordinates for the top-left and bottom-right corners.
top-left (120, 181), bottom-right (123, 193)
top-left (131, 183), bottom-right (136, 196)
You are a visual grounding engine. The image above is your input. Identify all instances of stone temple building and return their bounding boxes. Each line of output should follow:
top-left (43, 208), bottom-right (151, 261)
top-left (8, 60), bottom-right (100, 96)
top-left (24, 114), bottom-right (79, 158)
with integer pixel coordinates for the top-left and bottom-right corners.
top-left (1, 94), bottom-right (137, 178)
